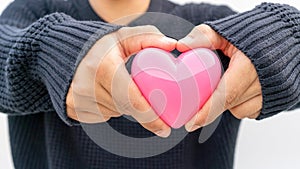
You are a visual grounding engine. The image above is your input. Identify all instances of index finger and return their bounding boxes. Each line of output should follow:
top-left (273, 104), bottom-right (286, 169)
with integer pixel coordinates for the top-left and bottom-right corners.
top-left (111, 61), bottom-right (171, 138)
top-left (117, 26), bottom-right (177, 58)
top-left (185, 51), bottom-right (258, 131)
top-left (177, 24), bottom-right (228, 54)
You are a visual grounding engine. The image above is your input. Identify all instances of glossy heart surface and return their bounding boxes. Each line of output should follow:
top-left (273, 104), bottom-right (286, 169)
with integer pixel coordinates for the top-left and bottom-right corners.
top-left (131, 48), bottom-right (221, 128)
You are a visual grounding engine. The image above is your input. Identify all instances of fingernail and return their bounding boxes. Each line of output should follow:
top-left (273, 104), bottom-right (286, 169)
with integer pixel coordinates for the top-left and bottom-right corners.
top-left (190, 125), bottom-right (201, 132)
top-left (185, 122), bottom-right (201, 132)
top-left (185, 122), bottom-right (193, 132)
top-left (185, 114), bottom-right (202, 132)
top-left (185, 123), bottom-right (200, 132)
top-left (155, 129), bottom-right (171, 138)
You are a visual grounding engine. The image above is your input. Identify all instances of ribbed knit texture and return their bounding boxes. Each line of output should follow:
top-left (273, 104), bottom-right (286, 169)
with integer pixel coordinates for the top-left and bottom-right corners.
top-left (206, 3), bottom-right (300, 119)
top-left (0, 0), bottom-right (121, 125)
top-left (2, 1), bottom-right (297, 169)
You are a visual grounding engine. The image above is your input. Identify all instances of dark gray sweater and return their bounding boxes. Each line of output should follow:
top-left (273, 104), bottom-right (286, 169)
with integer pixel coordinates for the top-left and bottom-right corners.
top-left (0, 0), bottom-right (299, 169)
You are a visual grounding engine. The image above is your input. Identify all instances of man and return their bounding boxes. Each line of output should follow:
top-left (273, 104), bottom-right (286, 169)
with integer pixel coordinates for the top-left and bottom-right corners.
top-left (0, 0), bottom-right (299, 168)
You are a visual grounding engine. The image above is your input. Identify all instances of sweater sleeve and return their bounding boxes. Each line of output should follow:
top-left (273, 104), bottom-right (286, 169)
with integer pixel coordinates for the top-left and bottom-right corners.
top-left (205, 3), bottom-right (300, 119)
top-left (0, 0), bottom-right (121, 125)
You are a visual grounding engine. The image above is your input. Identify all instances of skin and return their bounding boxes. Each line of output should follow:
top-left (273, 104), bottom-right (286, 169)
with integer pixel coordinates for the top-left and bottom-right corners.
top-left (66, 0), bottom-right (263, 137)
top-left (67, 0), bottom-right (176, 138)
top-left (67, 26), bottom-right (176, 138)
top-left (89, 0), bottom-right (151, 24)
top-left (177, 25), bottom-right (263, 132)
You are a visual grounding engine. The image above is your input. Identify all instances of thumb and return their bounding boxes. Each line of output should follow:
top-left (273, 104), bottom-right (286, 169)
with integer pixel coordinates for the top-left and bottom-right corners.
top-left (117, 25), bottom-right (177, 57)
top-left (177, 24), bottom-right (226, 52)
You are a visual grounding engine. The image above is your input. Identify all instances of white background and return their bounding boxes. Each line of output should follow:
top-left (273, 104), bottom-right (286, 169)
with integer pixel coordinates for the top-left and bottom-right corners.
top-left (1, 0), bottom-right (300, 169)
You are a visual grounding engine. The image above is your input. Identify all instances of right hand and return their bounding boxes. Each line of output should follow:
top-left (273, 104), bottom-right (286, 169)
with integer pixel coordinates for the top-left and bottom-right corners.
top-left (66, 26), bottom-right (176, 138)
top-left (177, 24), bottom-right (262, 132)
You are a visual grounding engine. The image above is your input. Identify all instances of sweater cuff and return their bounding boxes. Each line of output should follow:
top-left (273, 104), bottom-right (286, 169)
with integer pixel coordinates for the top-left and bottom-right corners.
top-left (24, 13), bottom-right (121, 125)
top-left (205, 3), bottom-right (300, 119)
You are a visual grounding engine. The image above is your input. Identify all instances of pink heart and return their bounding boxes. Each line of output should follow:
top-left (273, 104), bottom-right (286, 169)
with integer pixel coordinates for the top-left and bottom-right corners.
top-left (131, 48), bottom-right (221, 128)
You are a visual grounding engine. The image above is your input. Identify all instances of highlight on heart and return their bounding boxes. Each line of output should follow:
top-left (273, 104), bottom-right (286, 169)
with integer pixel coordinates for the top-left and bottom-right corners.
top-left (131, 47), bottom-right (222, 128)
top-left (71, 12), bottom-right (226, 158)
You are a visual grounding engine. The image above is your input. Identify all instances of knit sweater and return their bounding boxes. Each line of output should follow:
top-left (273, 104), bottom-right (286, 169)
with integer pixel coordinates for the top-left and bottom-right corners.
top-left (206, 2), bottom-right (300, 119)
top-left (0, 0), bottom-right (299, 169)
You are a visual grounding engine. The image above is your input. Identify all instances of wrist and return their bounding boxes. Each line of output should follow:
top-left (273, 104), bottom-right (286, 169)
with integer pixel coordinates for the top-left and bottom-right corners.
top-left (205, 3), bottom-right (300, 119)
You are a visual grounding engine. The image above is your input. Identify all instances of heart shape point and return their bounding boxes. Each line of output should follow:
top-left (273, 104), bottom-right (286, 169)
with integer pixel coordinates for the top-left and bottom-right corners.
top-left (131, 48), bottom-right (222, 128)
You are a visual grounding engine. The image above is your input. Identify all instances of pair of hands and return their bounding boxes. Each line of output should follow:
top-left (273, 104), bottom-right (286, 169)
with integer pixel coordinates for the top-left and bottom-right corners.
top-left (66, 25), bottom-right (262, 137)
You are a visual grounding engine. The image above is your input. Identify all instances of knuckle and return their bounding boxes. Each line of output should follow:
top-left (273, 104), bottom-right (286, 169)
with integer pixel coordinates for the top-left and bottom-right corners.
top-left (97, 65), bottom-right (109, 80)
top-left (116, 100), bottom-right (132, 114)
top-left (235, 113), bottom-right (246, 119)
top-left (130, 99), bottom-right (141, 111)
top-left (128, 83), bottom-right (148, 112)
top-left (97, 106), bottom-right (108, 116)
top-left (67, 109), bottom-right (78, 121)
top-left (132, 93), bottom-right (150, 114)
top-left (225, 92), bottom-right (238, 108)
top-left (79, 56), bottom-right (99, 75)
top-left (230, 111), bottom-right (242, 119)
top-left (146, 120), bottom-right (165, 131)
top-left (83, 59), bottom-right (102, 79)
top-left (194, 115), bottom-right (206, 127)
top-left (130, 95), bottom-right (147, 112)
top-left (187, 28), bottom-right (199, 39)
top-left (213, 97), bottom-right (225, 112)
top-left (97, 106), bottom-right (120, 117)
top-left (230, 108), bottom-right (246, 119)
top-left (197, 24), bottom-right (212, 35)
top-left (72, 84), bottom-right (90, 96)
top-left (248, 112), bottom-right (260, 119)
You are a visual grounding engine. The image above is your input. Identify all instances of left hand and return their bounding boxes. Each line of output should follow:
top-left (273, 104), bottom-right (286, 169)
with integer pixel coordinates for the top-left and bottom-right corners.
top-left (177, 24), bottom-right (263, 132)
top-left (67, 26), bottom-right (176, 137)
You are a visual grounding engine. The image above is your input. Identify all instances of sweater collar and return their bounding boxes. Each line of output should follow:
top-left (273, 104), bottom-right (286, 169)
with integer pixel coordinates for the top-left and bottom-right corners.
top-left (74, 0), bottom-right (176, 22)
